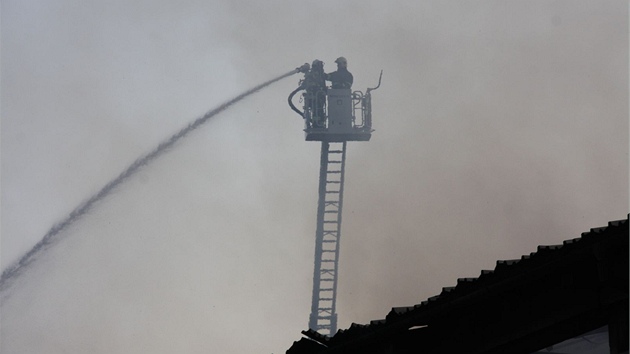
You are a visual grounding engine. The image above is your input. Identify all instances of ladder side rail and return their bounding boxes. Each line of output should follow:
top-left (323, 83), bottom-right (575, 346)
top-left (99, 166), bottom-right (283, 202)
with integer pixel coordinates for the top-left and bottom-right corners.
top-left (309, 142), bottom-right (330, 331)
top-left (329, 141), bottom-right (347, 335)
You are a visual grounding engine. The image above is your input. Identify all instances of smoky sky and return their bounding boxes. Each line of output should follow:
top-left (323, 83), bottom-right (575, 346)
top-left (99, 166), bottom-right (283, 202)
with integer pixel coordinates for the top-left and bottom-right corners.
top-left (1, 1), bottom-right (628, 354)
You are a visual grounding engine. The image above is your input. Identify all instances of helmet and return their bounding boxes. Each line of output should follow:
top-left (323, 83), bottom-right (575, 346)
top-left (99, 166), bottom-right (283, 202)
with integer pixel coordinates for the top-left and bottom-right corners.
top-left (311, 59), bottom-right (324, 68)
top-left (334, 57), bottom-right (347, 65)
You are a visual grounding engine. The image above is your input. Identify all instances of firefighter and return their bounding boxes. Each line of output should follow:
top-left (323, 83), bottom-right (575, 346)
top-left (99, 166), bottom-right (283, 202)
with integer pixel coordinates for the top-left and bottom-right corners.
top-left (305, 60), bottom-right (327, 127)
top-left (326, 57), bottom-right (353, 89)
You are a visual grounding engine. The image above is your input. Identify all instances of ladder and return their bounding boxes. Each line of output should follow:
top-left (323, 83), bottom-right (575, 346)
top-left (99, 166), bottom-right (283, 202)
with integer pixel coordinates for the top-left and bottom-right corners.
top-left (308, 141), bottom-right (347, 336)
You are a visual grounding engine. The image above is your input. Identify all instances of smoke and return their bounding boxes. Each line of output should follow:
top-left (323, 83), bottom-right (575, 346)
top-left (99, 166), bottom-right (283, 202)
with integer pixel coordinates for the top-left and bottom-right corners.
top-left (2, 1), bottom-right (626, 353)
top-left (0, 68), bottom-right (299, 290)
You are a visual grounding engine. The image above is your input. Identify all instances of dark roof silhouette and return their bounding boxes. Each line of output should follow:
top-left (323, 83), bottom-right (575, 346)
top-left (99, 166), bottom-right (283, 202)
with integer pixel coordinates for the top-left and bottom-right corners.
top-left (288, 216), bottom-right (629, 354)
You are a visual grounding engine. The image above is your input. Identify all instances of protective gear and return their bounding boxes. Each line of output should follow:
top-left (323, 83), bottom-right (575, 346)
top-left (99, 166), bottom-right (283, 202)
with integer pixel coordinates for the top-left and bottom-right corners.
top-left (334, 57), bottom-right (348, 66)
top-left (304, 61), bottom-right (326, 90)
top-left (304, 60), bottom-right (327, 127)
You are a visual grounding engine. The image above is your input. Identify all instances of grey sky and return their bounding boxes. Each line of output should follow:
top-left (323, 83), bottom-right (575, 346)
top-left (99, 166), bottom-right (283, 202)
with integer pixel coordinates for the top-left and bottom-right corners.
top-left (1, 1), bottom-right (628, 353)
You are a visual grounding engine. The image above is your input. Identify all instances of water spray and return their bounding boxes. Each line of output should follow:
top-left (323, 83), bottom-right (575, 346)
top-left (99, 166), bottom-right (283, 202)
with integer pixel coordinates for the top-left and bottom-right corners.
top-left (0, 67), bottom-right (305, 291)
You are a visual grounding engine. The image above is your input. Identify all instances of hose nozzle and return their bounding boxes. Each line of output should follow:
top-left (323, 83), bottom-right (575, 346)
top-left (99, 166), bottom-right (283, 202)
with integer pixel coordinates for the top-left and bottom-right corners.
top-left (296, 63), bottom-right (310, 73)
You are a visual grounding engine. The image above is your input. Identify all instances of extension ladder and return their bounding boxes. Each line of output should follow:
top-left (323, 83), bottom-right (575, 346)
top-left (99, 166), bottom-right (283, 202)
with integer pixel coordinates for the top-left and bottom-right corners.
top-left (308, 141), bottom-right (347, 336)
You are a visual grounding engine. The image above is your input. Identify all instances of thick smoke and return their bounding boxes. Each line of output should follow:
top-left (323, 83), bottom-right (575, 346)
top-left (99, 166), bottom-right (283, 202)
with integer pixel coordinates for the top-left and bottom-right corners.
top-left (2, 1), bottom-right (626, 353)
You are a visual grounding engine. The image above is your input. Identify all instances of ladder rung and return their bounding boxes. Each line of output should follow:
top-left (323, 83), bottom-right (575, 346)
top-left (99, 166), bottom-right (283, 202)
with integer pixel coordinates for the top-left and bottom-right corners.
top-left (324, 211), bottom-right (338, 213)
top-left (319, 298), bottom-right (333, 301)
top-left (326, 181), bottom-right (341, 184)
top-left (322, 240), bottom-right (336, 243)
top-left (326, 191), bottom-right (340, 194)
top-left (329, 150), bottom-right (343, 153)
top-left (327, 171), bottom-right (342, 173)
top-left (328, 160), bottom-right (342, 163)
top-left (320, 288), bottom-right (334, 291)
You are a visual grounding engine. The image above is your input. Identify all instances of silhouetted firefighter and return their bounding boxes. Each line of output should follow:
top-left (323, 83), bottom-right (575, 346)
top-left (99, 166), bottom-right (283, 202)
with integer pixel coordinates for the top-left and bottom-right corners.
top-left (305, 60), bottom-right (327, 127)
top-left (326, 56), bottom-right (353, 89)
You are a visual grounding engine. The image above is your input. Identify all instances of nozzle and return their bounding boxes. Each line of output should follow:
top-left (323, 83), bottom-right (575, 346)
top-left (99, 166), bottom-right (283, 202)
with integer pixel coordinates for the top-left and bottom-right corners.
top-left (296, 63), bottom-right (310, 73)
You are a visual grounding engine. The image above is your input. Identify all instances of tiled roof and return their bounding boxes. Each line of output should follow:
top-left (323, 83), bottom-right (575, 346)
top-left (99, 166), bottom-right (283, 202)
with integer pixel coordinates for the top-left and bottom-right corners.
top-left (298, 215), bottom-right (629, 351)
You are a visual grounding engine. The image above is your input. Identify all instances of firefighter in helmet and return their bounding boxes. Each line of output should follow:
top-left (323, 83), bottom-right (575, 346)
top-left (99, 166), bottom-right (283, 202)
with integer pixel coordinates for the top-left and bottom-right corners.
top-left (326, 57), bottom-right (353, 89)
top-left (304, 59), bottom-right (327, 127)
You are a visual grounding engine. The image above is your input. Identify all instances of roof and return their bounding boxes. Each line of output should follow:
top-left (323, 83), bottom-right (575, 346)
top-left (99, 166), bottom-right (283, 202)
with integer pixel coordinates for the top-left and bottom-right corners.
top-left (288, 216), bottom-right (629, 354)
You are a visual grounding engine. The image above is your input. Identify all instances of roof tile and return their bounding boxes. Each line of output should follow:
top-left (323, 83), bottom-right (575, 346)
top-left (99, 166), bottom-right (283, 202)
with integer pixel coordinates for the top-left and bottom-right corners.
top-left (296, 216), bottom-right (629, 351)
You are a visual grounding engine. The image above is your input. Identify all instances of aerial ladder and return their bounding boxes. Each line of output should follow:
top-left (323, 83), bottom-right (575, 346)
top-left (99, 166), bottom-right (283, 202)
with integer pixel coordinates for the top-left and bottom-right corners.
top-left (289, 61), bottom-right (382, 336)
